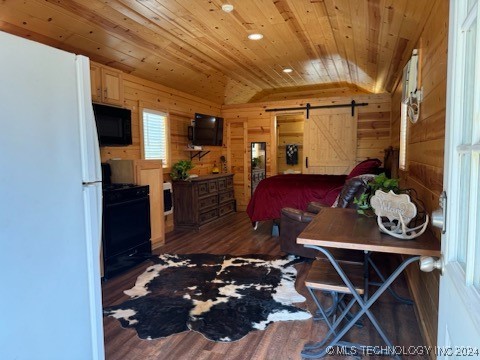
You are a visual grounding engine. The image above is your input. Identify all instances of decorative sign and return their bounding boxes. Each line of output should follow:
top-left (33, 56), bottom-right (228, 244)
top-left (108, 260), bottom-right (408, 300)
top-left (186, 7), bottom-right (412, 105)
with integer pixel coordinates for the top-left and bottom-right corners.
top-left (370, 190), bottom-right (428, 240)
top-left (370, 190), bottom-right (417, 223)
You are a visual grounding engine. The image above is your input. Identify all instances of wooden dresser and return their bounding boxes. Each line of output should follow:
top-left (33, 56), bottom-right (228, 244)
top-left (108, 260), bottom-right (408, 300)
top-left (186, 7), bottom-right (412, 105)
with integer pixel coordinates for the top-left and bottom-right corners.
top-left (173, 174), bottom-right (235, 230)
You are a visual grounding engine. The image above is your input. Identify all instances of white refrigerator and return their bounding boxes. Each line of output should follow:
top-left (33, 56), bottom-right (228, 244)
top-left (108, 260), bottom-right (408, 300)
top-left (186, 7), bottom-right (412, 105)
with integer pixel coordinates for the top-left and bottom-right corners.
top-left (0, 31), bottom-right (104, 359)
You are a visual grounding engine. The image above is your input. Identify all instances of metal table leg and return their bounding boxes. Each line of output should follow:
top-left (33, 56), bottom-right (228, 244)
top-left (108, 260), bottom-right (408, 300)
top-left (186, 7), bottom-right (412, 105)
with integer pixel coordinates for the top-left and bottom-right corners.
top-left (301, 245), bottom-right (420, 360)
top-left (366, 253), bottom-right (414, 305)
top-left (303, 296), bottom-right (358, 351)
top-left (311, 291), bottom-right (340, 321)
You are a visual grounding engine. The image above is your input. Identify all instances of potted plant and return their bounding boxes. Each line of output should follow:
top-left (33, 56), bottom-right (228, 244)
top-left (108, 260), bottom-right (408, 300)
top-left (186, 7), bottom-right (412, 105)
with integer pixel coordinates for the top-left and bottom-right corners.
top-left (354, 173), bottom-right (400, 215)
top-left (170, 160), bottom-right (194, 181)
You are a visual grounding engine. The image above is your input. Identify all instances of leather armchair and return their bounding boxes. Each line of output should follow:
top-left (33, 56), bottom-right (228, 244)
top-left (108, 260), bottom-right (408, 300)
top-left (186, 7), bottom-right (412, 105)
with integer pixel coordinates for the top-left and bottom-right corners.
top-left (279, 175), bottom-right (374, 259)
top-left (306, 201), bottom-right (326, 214)
top-left (280, 208), bottom-right (318, 258)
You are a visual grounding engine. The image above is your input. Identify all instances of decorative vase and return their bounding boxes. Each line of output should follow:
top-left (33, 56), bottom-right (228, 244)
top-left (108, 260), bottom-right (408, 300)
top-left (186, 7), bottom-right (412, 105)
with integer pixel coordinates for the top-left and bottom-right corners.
top-left (212, 162), bottom-right (220, 174)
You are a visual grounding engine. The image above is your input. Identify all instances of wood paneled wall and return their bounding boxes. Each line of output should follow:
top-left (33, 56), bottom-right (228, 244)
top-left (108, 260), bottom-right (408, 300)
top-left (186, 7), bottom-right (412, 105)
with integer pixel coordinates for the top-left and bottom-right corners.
top-left (99, 69), bottom-right (223, 169)
top-left (390, 0), bottom-right (448, 352)
top-left (222, 93), bottom-right (391, 210)
top-left (97, 62), bottom-right (223, 231)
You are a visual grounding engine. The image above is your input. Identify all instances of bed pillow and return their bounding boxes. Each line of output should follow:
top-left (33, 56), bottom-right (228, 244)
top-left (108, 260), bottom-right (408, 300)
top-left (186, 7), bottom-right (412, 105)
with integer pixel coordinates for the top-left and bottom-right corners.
top-left (346, 158), bottom-right (382, 179)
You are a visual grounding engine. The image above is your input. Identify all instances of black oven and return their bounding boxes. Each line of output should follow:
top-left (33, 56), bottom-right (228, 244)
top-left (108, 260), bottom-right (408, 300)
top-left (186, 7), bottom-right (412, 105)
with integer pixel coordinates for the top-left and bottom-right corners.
top-left (102, 184), bottom-right (152, 279)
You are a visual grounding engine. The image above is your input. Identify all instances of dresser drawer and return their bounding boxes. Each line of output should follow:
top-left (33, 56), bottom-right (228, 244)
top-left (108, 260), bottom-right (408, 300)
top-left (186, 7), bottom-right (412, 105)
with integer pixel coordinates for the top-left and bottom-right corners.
top-left (197, 181), bottom-right (209, 196)
top-left (226, 176), bottom-right (233, 189)
top-left (199, 194), bottom-right (218, 210)
top-left (208, 180), bottom-right (218, 193)
top-left (219, 201), bottom-right (235, 217)
top-left (218, 178), bottom-right (227, 191)
top-left (219, 190), bottom-right (234, 204)
top-left (199, 208), bottom-right (218, 224)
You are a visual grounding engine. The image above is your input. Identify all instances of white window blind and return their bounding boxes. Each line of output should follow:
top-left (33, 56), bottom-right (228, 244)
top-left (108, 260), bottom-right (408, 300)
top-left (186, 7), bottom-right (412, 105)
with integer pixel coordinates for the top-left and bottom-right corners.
top-left (142, 109), bottom-right (168, 166)
top-left (399, 60), bottom-right (411, 171)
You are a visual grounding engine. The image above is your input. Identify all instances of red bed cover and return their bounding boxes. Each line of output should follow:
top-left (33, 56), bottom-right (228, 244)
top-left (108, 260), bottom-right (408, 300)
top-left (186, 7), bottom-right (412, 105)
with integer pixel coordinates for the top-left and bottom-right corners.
top-left (246, 174), bottom-right (347, 222)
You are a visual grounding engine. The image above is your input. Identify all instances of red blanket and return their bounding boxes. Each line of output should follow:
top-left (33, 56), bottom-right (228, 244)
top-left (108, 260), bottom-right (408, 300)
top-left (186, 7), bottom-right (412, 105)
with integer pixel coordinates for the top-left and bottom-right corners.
top-left (246, 174), bottom-right (347, 222)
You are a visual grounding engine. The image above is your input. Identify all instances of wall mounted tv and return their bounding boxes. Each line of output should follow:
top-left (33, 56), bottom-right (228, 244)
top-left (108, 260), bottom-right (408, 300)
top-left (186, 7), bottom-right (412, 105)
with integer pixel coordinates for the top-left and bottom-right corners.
top-left (93, 103), bottom-right (132, 146)
top-left (193, 113), bottom-right (224, 146)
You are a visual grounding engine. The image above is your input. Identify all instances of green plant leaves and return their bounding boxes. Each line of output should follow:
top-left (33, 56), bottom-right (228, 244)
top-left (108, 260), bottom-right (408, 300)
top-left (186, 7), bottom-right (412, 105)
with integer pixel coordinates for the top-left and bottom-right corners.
top-left (354, 173), bottom-right (400, 215)
top-left (171, 160), bottom-right (194, 180)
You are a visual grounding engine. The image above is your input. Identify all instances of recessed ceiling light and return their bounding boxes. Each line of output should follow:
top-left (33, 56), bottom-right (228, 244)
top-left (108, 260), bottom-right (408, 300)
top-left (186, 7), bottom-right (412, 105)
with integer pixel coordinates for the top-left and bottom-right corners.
top-left (282, 68), bottom-right (293, 73)
top-left (221, 4), bottom-right (234, 13)
top-left (248, 33), bottom-right (263, 40)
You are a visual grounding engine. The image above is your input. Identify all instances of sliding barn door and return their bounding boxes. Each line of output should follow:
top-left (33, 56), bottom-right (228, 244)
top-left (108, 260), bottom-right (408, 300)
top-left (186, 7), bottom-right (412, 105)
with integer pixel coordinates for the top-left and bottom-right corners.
top-left (303, 109), bottom-right (357, 174)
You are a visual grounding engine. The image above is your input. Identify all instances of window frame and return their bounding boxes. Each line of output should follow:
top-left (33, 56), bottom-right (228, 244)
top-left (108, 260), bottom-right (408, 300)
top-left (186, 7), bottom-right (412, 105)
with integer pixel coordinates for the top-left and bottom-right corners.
top-left (139, 103), bottom-right (170, 169)
top-left (399, 102), bottom-right (409, 171)
top-left (399, 60), bottom-right (411, 171)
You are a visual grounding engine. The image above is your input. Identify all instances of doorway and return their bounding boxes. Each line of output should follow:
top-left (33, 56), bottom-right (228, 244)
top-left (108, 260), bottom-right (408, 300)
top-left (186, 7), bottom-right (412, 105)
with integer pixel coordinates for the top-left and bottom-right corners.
top-left (251, 142), bottom-right (266, 194)
top-left (275, 113), bottom-right (304, 174)
top-left (275, 109), bottom-right (358, 176)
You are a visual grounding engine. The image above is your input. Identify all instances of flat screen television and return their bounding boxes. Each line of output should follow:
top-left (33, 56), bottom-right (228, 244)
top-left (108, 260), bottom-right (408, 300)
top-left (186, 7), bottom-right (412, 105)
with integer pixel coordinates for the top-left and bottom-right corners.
top-left (93, 103), bottom-right (132, 146)
top-left (193, 113), bottom-right (224, 146)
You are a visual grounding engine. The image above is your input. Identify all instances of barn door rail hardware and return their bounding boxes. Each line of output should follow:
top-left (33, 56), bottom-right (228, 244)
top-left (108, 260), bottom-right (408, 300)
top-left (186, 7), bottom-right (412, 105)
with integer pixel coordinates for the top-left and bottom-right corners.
top-left (265, 100), bottom-right (368, 118)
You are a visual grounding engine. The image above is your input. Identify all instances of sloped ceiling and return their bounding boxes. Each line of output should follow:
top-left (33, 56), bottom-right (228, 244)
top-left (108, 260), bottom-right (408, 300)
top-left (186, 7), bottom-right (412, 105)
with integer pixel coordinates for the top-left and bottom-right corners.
top-left (0, 0), bottom-right (435, 104)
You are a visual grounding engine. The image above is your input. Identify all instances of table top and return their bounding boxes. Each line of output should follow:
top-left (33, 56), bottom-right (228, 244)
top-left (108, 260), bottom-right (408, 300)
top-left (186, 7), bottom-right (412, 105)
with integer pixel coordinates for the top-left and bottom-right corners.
top-left (297, 207), bottom-right (441, 257)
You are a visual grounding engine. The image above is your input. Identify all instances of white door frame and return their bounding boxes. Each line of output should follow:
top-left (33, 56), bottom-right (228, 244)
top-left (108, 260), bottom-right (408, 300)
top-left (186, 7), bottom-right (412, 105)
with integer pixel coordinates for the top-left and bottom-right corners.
top-left (437, 0), bottom-right (480, 354)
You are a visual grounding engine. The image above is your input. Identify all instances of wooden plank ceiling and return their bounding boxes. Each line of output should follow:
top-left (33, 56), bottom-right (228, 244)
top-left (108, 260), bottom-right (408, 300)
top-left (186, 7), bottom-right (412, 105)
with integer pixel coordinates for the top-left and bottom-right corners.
top-left (0, 0), bottom-right (435, 104)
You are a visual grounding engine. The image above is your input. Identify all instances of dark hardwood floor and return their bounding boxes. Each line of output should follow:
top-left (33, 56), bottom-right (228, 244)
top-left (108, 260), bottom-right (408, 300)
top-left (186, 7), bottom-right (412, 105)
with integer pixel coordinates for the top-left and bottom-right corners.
top-left (103, 212), bottom-right (429, 360)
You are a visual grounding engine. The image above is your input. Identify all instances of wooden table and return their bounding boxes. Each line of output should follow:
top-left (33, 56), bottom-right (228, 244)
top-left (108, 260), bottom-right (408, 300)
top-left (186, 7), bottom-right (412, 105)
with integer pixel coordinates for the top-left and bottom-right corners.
top-left (297, 207), bottom-right (441, 359)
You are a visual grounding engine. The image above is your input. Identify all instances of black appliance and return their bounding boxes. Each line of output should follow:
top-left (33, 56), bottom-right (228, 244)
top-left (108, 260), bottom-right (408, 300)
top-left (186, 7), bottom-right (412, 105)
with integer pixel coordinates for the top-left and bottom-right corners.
top-left (93, 103), bottom-right (132, 146)
top-left (193, 113), bottom-right (224, 146)
top-left (101, 163), bottom-right (112, 185)
top-left (102, 183), bottom-right (152, 279)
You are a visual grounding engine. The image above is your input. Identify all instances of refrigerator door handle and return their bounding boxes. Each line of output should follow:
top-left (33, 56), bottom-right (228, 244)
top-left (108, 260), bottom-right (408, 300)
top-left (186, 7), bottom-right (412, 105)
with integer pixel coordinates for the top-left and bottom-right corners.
top-left (83, 181), bottom-right (101, 186)
top-left (76, 56), bottom-right (102, 183)
top-left (82, 182), bottom-right (104, 360)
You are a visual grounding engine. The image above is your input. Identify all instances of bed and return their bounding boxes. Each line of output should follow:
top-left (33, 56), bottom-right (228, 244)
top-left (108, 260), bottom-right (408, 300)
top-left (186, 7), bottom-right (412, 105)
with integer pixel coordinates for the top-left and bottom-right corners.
top-left (246, 158), bottom-right (382, 223)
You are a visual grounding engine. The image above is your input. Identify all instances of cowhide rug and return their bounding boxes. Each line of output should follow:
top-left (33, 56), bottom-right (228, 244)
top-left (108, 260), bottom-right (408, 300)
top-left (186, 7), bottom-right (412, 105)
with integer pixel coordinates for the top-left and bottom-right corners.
top-left (104, 253), bottom-right (311, 342)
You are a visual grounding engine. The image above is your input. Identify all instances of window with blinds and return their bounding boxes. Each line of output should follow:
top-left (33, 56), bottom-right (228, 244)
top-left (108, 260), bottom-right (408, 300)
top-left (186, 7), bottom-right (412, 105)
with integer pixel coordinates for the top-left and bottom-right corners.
top-left (142, 109), bottom-right (168, 166)
top-left (399, 60), bottom-right (410, 171)
top-left (399, 103), bottom-right (408, 170)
